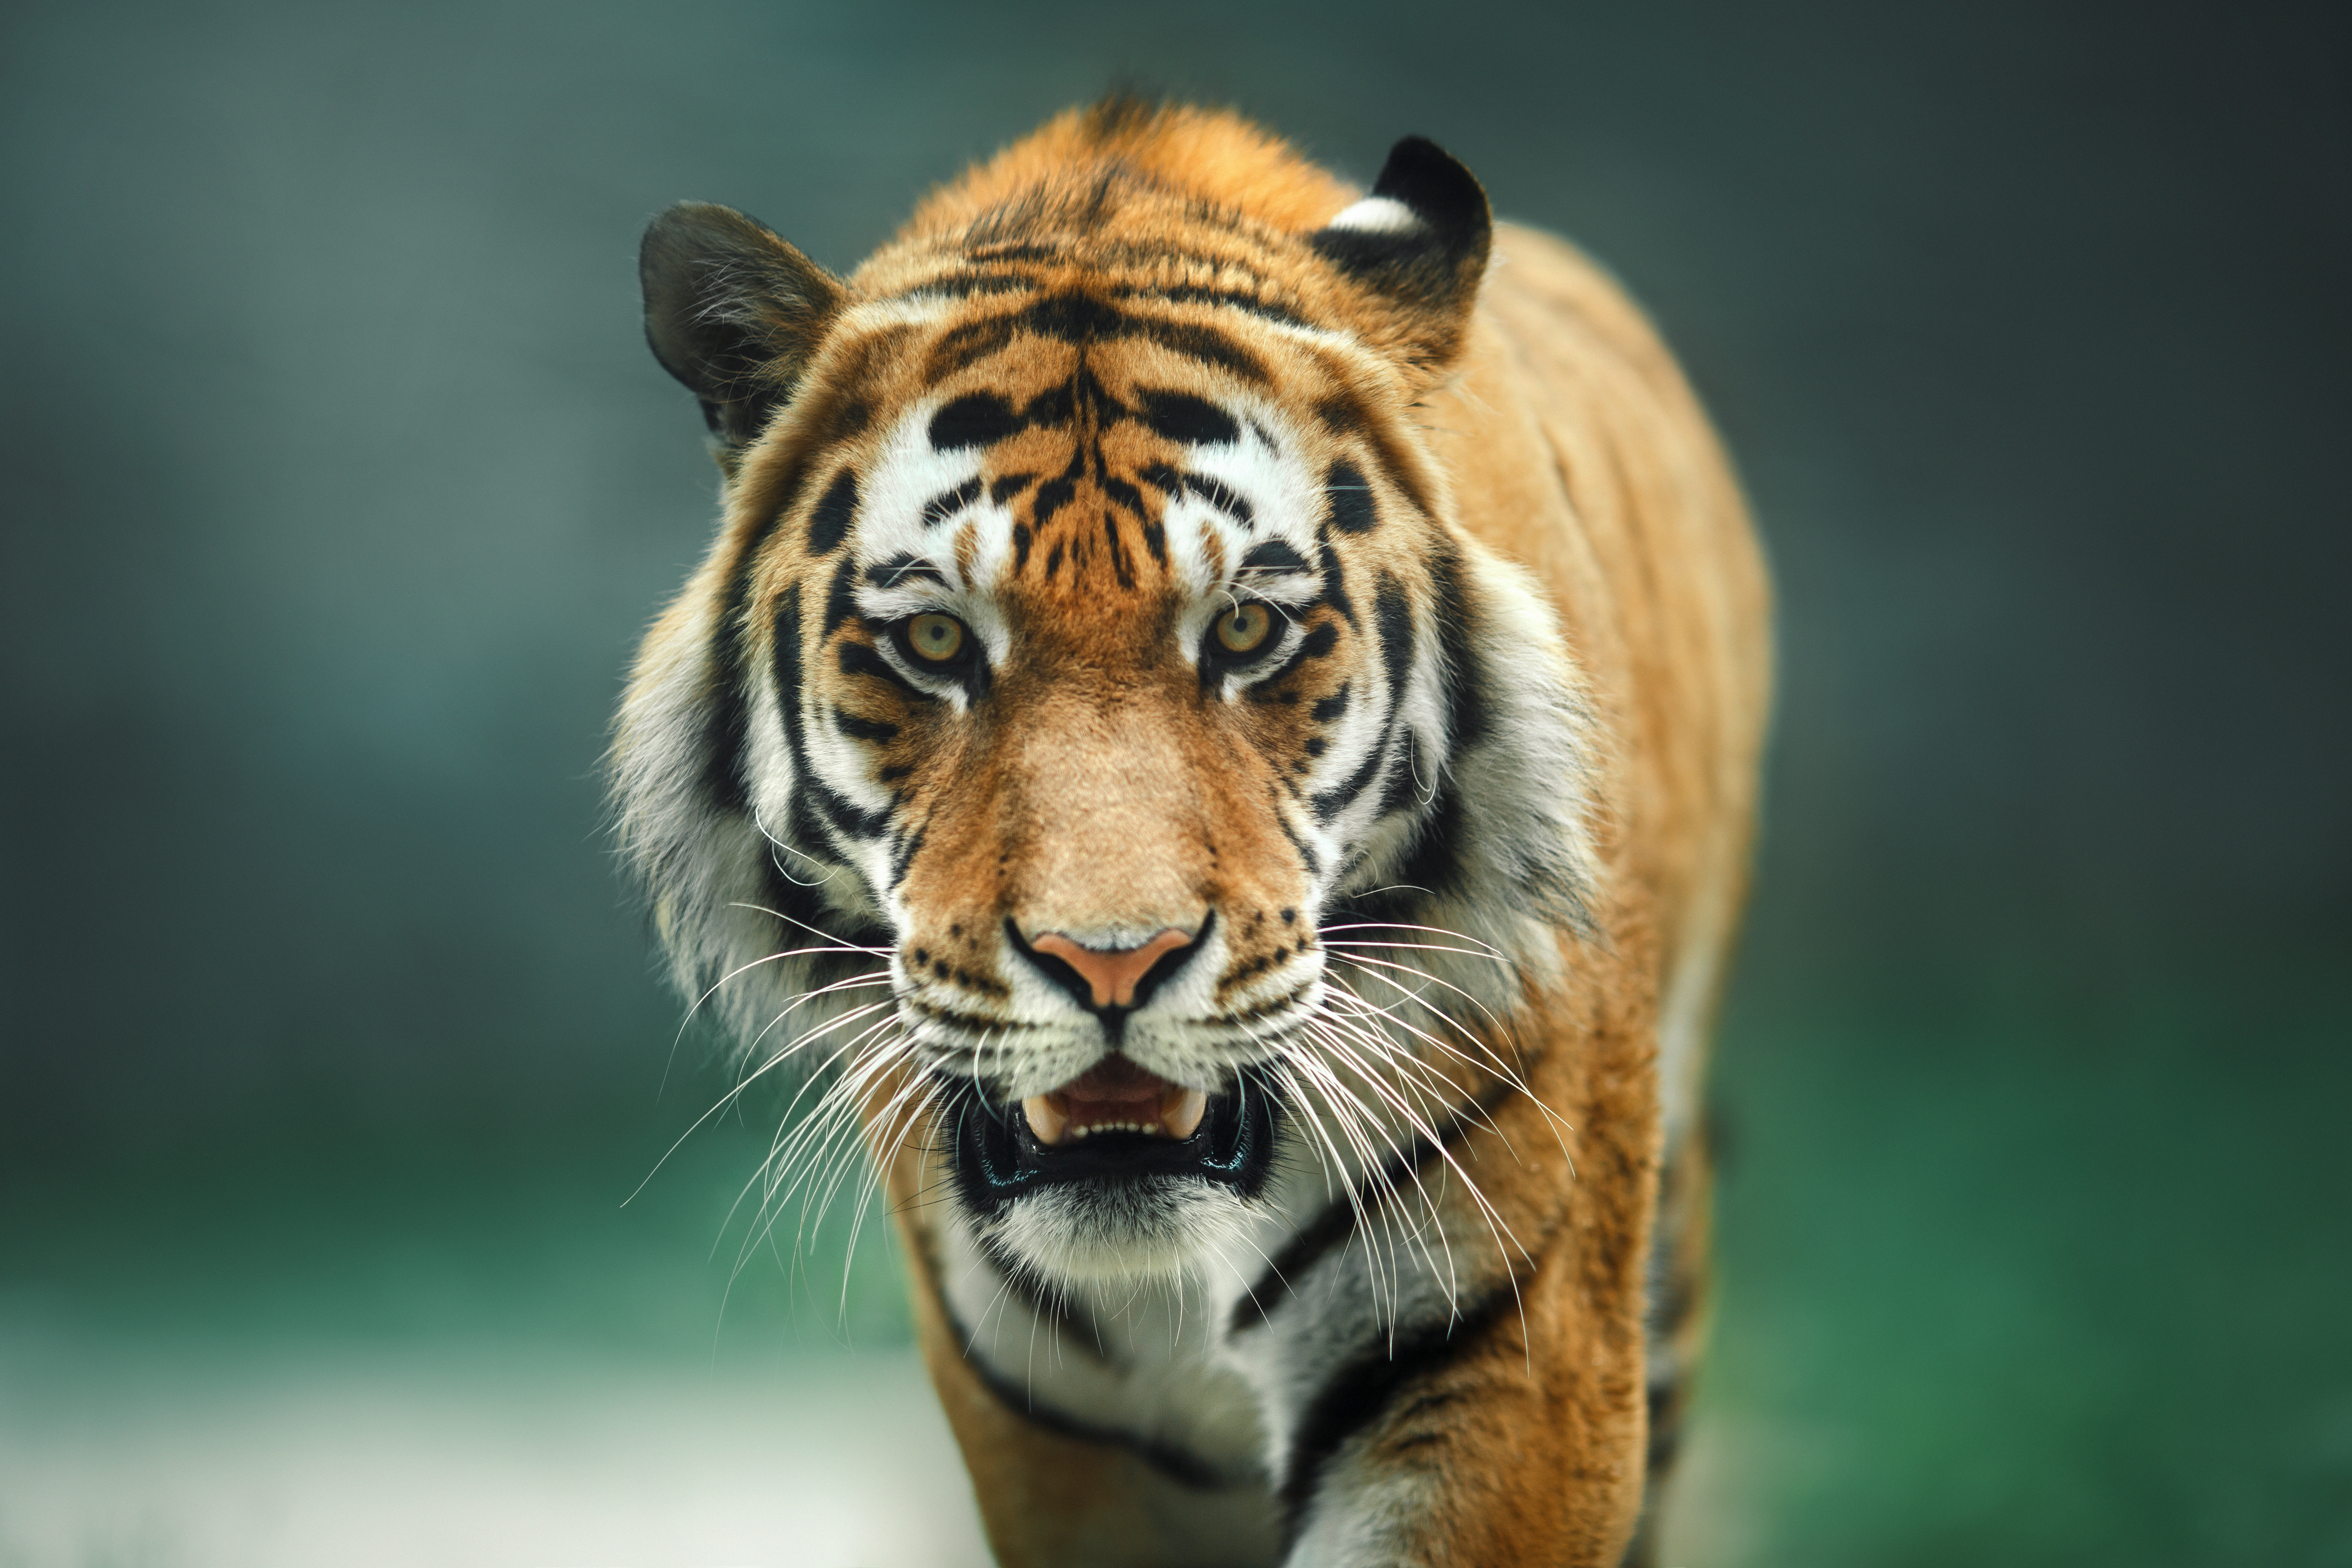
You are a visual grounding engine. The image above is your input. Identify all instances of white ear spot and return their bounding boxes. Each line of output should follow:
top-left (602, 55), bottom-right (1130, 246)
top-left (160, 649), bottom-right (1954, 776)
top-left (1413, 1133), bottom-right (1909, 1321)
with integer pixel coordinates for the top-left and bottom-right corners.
top-left (1327, 196), bottom-right (1422, 235)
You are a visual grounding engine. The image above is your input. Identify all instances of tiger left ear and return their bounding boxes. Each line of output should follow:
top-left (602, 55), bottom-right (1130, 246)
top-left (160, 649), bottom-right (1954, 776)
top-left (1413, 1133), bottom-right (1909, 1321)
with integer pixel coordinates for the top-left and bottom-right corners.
top-left (1309, 137), bottom-right (1493, 369)
top-left (639, 202), bottom-right (847, 459)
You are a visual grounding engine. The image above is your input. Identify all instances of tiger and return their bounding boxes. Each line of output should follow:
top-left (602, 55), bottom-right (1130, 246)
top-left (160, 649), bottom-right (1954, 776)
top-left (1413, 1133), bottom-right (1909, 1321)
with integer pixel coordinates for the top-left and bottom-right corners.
top-left (613, 97), bottom-right (1770, 1568)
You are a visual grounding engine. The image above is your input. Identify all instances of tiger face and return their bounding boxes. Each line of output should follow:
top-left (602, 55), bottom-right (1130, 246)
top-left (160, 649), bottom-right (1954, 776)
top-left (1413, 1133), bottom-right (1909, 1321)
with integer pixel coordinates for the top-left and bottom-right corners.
top-left (617, 113), bottom-right (1595, 1292)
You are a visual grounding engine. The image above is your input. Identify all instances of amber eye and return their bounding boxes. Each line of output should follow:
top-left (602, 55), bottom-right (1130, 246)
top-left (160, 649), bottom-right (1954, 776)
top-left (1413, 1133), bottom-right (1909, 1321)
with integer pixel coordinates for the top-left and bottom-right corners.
top-left (907, 612), bottom-right (967, 662)
top-left (1213, 602), bottom-right (1275, 655)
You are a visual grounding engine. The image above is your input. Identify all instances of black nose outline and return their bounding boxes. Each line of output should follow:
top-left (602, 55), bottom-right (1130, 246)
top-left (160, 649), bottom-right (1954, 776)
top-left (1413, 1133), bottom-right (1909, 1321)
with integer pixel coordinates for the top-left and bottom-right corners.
top-left (1004, 911), bottom-right (1215, 1041)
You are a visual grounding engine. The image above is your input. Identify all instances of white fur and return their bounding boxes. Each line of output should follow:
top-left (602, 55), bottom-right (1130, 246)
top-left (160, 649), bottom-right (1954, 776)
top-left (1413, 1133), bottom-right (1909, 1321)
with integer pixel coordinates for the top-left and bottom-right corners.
top-left (1326, 196), bottom-right (1422, 236)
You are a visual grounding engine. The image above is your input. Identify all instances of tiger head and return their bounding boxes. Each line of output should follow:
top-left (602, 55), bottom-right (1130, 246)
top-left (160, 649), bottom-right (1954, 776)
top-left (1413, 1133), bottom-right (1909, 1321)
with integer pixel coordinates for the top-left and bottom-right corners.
top-left (615, 103), bottom-right (1595, 1290)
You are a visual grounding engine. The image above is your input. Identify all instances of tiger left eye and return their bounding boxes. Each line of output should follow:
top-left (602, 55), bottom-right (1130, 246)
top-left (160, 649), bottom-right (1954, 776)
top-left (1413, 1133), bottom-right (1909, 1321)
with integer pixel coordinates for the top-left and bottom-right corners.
top-left (1214, 603), bottom-right (1273, 654)
top-left (908, 613), bottom-right (967, 662)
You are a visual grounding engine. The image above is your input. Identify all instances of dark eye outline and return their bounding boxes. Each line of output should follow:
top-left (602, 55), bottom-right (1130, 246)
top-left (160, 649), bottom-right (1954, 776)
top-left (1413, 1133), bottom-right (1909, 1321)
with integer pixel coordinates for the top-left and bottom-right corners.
top-left (1201, 599), bottom-right (1290, 675)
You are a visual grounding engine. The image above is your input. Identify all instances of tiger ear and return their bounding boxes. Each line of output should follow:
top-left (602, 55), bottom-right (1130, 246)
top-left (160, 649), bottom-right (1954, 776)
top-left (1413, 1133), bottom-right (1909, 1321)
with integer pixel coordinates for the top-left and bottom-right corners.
top-left (1309, 137), bottom-right (1493, 370)
top-left (639, 202), bottom-right (846, 455)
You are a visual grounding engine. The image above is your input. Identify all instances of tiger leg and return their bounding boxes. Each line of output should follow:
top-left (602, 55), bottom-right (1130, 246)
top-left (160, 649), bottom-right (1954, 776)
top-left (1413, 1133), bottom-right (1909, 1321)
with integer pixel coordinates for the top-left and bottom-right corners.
top-left (1618, 1121), bottom-right (1714, 1568)
top-left (1276, 1215), bottom-right (1651, 1566)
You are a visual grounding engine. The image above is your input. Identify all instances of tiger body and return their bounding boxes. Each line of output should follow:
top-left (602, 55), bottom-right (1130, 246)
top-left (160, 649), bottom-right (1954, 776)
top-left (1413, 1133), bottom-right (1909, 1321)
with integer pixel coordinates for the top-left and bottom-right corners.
top-left (615, 101), bottom-right (1769, 1568)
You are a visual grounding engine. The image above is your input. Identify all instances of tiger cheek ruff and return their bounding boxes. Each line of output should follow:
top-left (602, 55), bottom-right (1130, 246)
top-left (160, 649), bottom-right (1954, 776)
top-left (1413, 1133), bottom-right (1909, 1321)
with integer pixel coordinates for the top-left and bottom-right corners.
top-left (613, 99), bottom-right (1769, 1568)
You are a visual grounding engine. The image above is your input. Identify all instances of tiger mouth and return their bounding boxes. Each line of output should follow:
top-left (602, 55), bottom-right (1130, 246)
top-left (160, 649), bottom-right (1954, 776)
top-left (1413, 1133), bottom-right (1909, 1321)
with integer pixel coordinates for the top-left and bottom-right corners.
top-left (943, 1059), bottom-right (1279, 1217)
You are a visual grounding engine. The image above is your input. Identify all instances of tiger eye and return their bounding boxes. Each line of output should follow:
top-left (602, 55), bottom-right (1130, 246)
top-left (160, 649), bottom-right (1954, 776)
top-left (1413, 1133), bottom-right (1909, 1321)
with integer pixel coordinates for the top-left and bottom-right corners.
top-left (1214, 602), bottom-right (1274, 655)
top-left (908, 613), bottom-right (966, 662)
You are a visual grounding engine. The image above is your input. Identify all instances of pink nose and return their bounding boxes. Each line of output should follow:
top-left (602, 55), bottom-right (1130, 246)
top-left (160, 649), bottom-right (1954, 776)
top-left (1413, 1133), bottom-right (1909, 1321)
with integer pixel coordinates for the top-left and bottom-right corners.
top-left (1027, 928), bottom-right (1197, 1010)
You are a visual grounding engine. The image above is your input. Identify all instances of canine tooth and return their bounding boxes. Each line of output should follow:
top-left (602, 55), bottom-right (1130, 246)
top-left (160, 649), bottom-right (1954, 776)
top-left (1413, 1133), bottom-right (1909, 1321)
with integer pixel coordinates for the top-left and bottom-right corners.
top-left (1162, 1087), bottom-right (1209, 1140)
top-left (1022, 1094), bottom-right (1067, 1146)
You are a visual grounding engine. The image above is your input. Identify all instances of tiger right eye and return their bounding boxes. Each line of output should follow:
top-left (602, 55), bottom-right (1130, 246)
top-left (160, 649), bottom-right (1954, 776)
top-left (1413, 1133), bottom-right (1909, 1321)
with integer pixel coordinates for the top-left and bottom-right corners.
top-left (908, 613), bottom-right (967, 662)
top-left (1214, 602), bottom-right (1273, 655)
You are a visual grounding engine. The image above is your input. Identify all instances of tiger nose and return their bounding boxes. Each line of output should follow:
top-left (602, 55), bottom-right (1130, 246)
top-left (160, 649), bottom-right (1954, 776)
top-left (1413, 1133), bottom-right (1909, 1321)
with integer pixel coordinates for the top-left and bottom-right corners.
top-left (1021, 924), bottom-right (1202, 1012)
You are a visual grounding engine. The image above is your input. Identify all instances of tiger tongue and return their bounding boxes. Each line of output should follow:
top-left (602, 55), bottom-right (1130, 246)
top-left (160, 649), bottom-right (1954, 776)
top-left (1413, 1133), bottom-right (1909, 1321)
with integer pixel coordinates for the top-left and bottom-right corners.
top-left (1021, 1059), bottom-right (1210, 1146)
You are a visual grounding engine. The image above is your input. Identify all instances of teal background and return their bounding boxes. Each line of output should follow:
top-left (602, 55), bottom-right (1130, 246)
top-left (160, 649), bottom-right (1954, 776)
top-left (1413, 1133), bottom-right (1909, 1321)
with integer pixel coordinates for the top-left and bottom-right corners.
top-left (2, 1), bottom-right (2347, 1562)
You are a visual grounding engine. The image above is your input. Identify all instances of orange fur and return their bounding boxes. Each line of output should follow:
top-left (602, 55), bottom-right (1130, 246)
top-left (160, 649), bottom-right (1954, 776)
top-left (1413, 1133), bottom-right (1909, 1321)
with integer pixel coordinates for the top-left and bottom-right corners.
top-left (619, 99), bottom-right (1769, 1567)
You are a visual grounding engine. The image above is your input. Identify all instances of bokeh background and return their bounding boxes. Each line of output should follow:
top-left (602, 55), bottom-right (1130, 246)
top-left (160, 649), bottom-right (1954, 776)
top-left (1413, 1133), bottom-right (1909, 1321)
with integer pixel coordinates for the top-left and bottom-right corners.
top-left (3, 1), bottom-right (2347, 1563)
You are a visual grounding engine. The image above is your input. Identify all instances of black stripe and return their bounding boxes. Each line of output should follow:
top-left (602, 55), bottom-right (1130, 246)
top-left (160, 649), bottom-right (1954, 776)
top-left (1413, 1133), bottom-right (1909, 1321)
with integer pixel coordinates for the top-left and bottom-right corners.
top-left (887, 820), bottom-right (926, 889)
top-left (1311, 733), bottom-right (1388, 826)
top-left (837, 639), bottom-right (932, 701)
top-left (1183, 472), bottom-right (1253, 525)
top-left (699, 461), bottom-right (817, 812)
top-left (1110, 282), bottom-right (1310, 329)
top-left (1325, 460), bottom-right (1377, 534)
top-left (921, 477), bottom-right (982, 527)
top-left (1372, 575), bottom-right (1415, 703)
top-left (926, 292), bottom-right (1269, 385)
top-left (1232, 617), bottom-right (1334, 704)
top-left (935, 1292), bottom-right (1245, 1492)
top-left (965, 242), bottom-right (1063, 263)
top-left (929, 391), bottom-right (1025, 450)
top-left (1311, 393), bottom-right (1434, 522)
top-left (1275, 806), bottom-right (1323, 878)
top-left (700, 571), bottom-right (755, 813)
top-left (1100, 472), bottom-right (1149, 522)
top-left (1311, 683), bottom-right (1350, 723)
top-left (898, 270), bottom-right (1041, 301)
top-left (1230, 1081), bottom-right (1508, 1334)
top-left (1374, 729), bottom-right (1425, 819)
top-left (1031, 448), bottom-right (1085, 530)
top-left (1149, 318), bottom-right (1268, 383)
top-left (865, 554), bottom-right (946, 587)
top-left (821, 554), bottom-right (860, 638)
top-left (751, 837), bottom-right (846, 970)
top-left (771, 589), bottom-right (891, 841)
top-left (1277, 1281), bottom-right (1516, 1541)
top-left (1317, 537), bottom-right (1357, 627)
top-left (831, 709), bottom-right (897, 744)
top-left (1102, 514), bottom-right (1134, 590)
top-left (1239, 540), bottom-right (1310, 574)
top-left (1308, 579), bottom-right (1412, 825)
top-left (1137, 388), bottom-right (1240, 446)
top-left (1427, 546), bottom-right (1490, 752)
top-left (806, 470), bottom-right (858, 555)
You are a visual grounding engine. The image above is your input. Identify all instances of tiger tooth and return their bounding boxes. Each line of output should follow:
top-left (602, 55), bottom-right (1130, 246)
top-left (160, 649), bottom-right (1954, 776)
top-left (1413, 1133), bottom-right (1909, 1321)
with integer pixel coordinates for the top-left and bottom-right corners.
top-left (1162, 1087), bottom-right (1209, 1140)
top-left (1022, 1093), bottom-right (1068, 1146)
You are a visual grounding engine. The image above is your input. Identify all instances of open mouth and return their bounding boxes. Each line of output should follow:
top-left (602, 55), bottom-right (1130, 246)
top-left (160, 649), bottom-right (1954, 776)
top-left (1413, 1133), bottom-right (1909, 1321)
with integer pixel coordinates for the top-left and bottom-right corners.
top-left (943, 1058), bottom-right (1279, 1219)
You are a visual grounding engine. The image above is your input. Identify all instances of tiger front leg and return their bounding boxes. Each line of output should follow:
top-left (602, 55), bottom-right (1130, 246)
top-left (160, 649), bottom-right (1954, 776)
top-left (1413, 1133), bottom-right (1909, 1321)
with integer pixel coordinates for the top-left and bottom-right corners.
top-left (1274, 1231), bottom-right (1650, 1568)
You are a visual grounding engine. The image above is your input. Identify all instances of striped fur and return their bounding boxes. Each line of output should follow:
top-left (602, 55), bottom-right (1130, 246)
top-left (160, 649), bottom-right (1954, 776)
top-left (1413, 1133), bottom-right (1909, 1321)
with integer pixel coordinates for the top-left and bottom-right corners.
top-left (614, 99), bottom-right (1769, 1568)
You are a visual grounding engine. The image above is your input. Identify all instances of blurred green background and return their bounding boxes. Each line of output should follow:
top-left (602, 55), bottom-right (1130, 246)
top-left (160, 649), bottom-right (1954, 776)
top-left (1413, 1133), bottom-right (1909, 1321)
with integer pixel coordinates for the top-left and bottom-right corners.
top-left (2, 0), bottom-right (2346, 1563)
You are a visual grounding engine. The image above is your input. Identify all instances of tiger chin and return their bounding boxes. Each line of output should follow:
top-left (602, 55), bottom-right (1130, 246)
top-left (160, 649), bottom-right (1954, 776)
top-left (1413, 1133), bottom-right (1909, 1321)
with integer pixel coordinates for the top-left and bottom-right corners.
top-left (613, 98), bottom-right (1770, 1568)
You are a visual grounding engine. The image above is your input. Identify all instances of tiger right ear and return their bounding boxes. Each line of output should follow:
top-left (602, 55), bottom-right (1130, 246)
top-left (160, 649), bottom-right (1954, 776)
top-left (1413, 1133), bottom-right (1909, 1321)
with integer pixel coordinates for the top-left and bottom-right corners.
top-left (639, 202), bottom-right (846, 455)
top-left (1309, 137), bottom-right (1493, 371)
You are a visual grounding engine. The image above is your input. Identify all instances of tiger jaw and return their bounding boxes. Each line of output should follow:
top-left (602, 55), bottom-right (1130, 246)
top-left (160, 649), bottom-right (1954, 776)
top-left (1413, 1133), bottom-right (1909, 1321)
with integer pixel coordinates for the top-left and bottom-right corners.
top-left (941, 1059), bottom-right (1283, 1250)
top-left (1020, 1057), bottom-right (1209, 1146)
